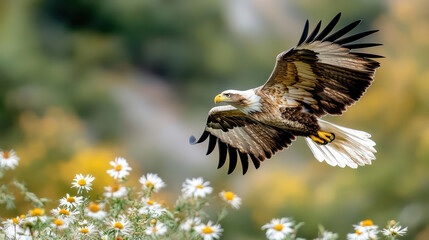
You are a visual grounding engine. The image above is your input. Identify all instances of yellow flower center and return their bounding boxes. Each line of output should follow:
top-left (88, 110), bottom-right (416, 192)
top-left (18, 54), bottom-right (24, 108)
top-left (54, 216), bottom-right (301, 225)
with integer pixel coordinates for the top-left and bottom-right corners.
top-left (78, 179), bottom-right (87, 186)
top-left (147, 200), bottom-right (154, 205)
top-left (67, 196), bottom-right (76, 203)
top-left (31, 208), bottom-right (43, 216)
top-left (274, 224), bottom-right (284, 231)
top-left (20, 214), bottom-right (26, 219)
top-left (59, 209), bottom-right (70, 215)
top-left (152, 227), bottom-right (158, 232)
top-left (12, 218), bottom-right (19, 224)
top-left (115, 164), bottom-right (122, 171)
top-left (54, 219), bottom-right (64, 226)
top-left (146, 181), bottom-right (154, 188)
top-left (150, 219), bottom-right (157, 225)
top-left (114, 222), bottom-right (124, 229)
top-left (80, 228), bottom-right (89, 234)
top-left (202, 226), bottom-right (214, 234)
top-left (196, 184), bottom-right (203, 189)
top-left (224, 191), bottom-right (235, 201)
top-left (88, 203), bottom-right (100, 212)
top-left (111, 184), bottom-right (120, 192)
top-left (361, 219), bottom-right (374, 226)
top-left (3, 151), bottom-right (10, 159)
top-left (356, 230), bottom-right (362, 235)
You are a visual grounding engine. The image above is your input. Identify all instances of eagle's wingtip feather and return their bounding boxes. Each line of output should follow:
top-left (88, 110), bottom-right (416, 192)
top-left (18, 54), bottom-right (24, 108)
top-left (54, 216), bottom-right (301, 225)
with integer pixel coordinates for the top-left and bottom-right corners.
top-left (227, 146), bottom-right (238, 175)
top-left (239, 152), bottom-right (249, 175)
top-left (297, 20), bottom-right (309, 46)
top-left (314, 12), bottom-right (342, 41)
top-left (206, 135), bottom-right (217, 155)
top-left (305, 20), bottom-right (322, 43)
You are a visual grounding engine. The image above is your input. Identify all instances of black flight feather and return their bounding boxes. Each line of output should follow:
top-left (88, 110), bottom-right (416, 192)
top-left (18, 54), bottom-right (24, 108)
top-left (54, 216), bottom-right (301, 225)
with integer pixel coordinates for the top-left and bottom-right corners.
top-left (238, 152), bottom-right (249, 175)
top-left (227, 146), bottom-right (237, 175)
top-left (315, 12), bottom-right (341, 41)
top-left (323, 20), bottom-right (361, 42)
top-left (343, 43), bottom-right (382, 49)
top-left (264, 149), bottom-right (272, 159)
top-left (250, 154), bottom-right (260, 169)
top-left (217, 140), bottom-right (227, 169)
top-left (206, 134), bottom-right (217, 155)
top-left (305, 20), bottom-right (322, 43)
top-left (334, 30), bottom-right (379, 45)
top-left (297, 20), bottom-right (309, 46)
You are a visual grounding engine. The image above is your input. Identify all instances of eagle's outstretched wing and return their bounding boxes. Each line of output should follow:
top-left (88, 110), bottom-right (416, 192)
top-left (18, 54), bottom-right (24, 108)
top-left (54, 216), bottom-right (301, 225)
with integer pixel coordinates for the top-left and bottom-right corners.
top-left (190, 106), bottom-right (295, 175)
top-left (261, 12), bottom-right (382, 117)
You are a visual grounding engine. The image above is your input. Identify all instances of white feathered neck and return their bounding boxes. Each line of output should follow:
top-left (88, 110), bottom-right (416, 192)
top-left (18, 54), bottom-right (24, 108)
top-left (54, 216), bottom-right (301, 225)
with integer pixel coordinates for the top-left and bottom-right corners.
top-left (229, 89), bottom-right (262, 114)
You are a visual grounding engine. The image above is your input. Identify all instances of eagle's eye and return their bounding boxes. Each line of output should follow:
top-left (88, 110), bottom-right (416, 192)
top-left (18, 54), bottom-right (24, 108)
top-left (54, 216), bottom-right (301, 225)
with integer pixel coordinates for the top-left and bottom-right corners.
top-left (224, 93), bottom-right (231, 98)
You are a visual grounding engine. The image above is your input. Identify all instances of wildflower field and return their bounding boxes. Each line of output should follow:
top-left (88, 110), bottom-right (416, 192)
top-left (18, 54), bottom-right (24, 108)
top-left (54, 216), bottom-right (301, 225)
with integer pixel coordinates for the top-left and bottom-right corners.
top-left (1, 153), bottom-right (408, 239)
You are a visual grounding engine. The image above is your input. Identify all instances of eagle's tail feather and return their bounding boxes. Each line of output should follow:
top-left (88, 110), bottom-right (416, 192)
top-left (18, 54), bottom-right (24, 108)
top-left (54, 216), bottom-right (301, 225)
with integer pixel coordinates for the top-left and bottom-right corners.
top-left (305, 119), bottom-right (376, 168)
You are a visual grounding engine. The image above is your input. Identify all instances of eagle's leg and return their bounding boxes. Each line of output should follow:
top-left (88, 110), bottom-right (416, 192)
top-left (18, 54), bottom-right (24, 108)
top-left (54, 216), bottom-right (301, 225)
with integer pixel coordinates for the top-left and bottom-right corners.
top-left (280, 107), bottom-right (336, 145)
top-left (310, 131), bottom-right (335, 145)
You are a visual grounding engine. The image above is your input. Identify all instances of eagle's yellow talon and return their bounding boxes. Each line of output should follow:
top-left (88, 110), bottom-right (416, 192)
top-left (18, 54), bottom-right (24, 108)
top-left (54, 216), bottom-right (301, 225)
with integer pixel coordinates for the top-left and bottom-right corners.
top-left (317, 131), bottom-right (335, 142)
top-left (310, 131), bottom-right (335, 145)
top-left (310, 135), bottom-right (326, 145)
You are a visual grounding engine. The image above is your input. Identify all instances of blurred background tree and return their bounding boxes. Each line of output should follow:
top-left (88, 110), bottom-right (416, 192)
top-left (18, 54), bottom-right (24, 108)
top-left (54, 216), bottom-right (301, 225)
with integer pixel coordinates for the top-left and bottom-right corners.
top-left (0, 0), bottom-right (428, 239)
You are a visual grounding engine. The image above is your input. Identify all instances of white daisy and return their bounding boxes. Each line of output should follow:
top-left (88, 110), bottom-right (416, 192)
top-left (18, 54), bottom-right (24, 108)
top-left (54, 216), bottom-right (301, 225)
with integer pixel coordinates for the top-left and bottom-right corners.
top-left (261, 218), bottom-right (295, 240)
top-left (139, 198), bottom-right (166, 217)
top-left (219, 191), bottom-right (242, 209)
top-left (77, 223), bottom-right (98, 237)
top-left (351, 219), bottom-right (379, 239)
top-left (182, 177), bottom-right (213, 199)
top-left (145, 221), bottom-right (168, 236)
top-left (109, 216), bottom-right (131, 237)
top-left (51, 218), bottom-right (69, 230)
top-left (354, 219), bottom-right (379, 232)
top-left (103, 184), bottom-right (128, 198)
top-left (25, 208), bottom-right (48, 225)
top-left (0, 149), bottom-right (20, 170)
top-left (139, 173), bottom-right (166, 193)
top-left (382, 221), bottom-right (407, 237)
top-left (71, 174), bottom-right (95, 194)
top-left (348, 219), bottom-right (379, 240)
top-left (2, 217), bottom-right (27, 240)
top-left (180, 217), bottom-right (202, 231)
top-left (59, 193), bottom-right (83, 209)
top-left (106, 157), bottom-right (132, 179)
top-left (2, 216), bottom-right (22, 226)
top-left (50, 207), bottom-right (79, 220)
top-left (85, 202), bottom-right (107, 219)
top-left (195, 221), bottom-right (223, 240)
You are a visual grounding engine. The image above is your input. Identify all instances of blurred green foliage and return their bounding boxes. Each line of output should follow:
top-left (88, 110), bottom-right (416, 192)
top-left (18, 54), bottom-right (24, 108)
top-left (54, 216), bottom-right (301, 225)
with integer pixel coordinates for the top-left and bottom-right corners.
top-left (1, 0), bottom-right (429, 239)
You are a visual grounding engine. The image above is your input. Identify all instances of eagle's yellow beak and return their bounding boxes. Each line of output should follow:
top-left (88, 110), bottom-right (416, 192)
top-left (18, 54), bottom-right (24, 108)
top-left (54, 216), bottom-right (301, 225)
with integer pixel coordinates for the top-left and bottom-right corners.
top-left (214, 94), bottom-right (229, 104)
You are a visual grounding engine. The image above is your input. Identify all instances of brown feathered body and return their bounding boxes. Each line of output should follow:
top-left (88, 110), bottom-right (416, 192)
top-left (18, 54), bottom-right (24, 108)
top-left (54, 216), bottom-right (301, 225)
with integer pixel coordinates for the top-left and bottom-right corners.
top-left (244, 88), bottom-right (320, 136)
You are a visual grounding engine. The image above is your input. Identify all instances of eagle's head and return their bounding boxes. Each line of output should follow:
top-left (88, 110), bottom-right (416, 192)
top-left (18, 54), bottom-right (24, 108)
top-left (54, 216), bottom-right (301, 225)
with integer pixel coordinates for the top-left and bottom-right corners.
top-left (214, 89), bottom-right (262, 113)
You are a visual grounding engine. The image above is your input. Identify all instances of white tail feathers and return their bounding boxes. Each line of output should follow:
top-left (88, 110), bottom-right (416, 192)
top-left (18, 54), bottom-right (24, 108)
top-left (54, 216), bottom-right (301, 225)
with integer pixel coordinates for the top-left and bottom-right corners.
top-left (305, 119), bottom-right (376, 168)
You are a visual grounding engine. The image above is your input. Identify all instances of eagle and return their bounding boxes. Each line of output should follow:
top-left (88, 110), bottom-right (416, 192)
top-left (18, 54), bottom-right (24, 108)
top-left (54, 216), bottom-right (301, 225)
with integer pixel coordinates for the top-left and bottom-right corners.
top-left (190, 13), bottom-right (382, 175)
